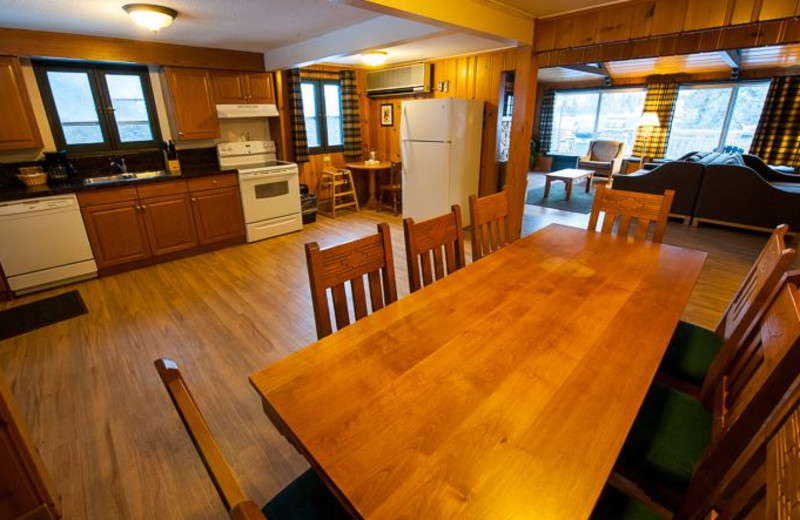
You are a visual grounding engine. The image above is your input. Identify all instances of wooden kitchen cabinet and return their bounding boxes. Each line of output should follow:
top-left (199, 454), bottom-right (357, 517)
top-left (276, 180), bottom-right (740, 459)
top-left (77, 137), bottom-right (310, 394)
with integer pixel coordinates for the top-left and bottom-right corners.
top-left (758, 0), bottom-right (800, 20)
top-left (0, 56), bottom-right (42, 151)
top-left (81, 201), bottom-right (152, 269)
top-left (190, 187), bottom-right (245, 245)
top-left (211, 70), bottom-right (274, 104)
top-left (140, 194), bottom-right (199, 256)
top-left (163, 67), bottom-right (219, 140)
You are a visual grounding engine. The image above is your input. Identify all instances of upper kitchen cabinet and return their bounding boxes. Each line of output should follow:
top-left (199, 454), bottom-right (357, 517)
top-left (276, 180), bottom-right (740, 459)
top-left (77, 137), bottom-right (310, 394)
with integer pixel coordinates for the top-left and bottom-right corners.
top-left (0, 57), bottom-right (42, 151)
top-left (211, 70), bottom-right (274, 104)
top-left (163, 67), bottom-right (219, 140)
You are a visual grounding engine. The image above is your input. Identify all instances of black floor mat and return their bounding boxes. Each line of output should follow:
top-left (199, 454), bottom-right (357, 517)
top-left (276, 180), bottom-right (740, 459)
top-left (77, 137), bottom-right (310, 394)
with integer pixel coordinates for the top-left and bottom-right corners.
top-left (0, 290), bottom-right (88, 341)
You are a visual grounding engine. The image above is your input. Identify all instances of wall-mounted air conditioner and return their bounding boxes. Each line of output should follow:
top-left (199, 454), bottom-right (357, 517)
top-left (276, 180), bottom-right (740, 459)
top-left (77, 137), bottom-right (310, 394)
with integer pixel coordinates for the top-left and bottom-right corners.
top-left (366, 63), bottom-right (431, 97)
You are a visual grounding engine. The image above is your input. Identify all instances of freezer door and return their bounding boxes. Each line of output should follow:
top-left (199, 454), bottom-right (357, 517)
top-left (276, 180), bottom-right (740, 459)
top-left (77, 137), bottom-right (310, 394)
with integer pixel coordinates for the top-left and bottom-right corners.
top-left (402, 140), bottom-right (450, 222)
top-left (400, 98), bottom-right (451, 142)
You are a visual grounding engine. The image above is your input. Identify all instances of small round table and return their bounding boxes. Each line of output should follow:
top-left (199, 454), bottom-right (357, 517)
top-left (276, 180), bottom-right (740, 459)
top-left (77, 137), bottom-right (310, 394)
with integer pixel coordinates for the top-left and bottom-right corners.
top-left (346, 161), bottom-right (392, 210)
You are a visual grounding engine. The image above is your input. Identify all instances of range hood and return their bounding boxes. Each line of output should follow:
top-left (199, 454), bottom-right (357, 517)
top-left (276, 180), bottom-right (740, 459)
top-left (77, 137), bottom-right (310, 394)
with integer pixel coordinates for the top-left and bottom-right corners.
top-left (217, 104), bottom-right (279, 119)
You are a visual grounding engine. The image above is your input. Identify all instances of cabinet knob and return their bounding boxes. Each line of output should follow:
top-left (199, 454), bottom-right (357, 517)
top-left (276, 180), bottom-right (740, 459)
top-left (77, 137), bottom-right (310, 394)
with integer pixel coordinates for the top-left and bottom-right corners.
top-left (178, 131), bottom-right (184, 136)
top-left (212, 180), bottom-right (218, 184)
top-left (141, 205), bottom-right (147, 210)
top-left (191, 197), bottom-right (197, 202)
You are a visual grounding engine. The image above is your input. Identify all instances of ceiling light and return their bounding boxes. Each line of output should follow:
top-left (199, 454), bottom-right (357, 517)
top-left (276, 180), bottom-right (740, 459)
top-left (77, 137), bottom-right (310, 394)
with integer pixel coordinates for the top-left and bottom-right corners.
top-left (362, 51), bottom-right (388, 67)
top-left (123, 4), bottom-right (178, 33)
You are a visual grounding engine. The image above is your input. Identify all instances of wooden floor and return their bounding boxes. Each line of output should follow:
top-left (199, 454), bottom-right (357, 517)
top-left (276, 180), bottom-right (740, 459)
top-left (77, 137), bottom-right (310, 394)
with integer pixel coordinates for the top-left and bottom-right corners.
top-left (1, 173), bottom-right (795, 519)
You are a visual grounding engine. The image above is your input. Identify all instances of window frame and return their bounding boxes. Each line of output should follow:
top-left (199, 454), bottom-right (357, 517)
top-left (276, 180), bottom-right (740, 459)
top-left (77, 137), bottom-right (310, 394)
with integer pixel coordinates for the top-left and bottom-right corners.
top-left (301, 78), bottom-right (344, 155)
top-left (34, 60), bottom-right (162, 154)
top-left (663, 79), bottom-right (770, 158)
top-left (550, 86), bottom-right (647, 156)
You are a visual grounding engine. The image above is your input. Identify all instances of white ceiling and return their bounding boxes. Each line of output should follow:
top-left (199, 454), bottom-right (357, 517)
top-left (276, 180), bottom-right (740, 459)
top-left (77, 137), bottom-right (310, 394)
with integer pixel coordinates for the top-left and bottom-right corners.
top-left (326, 32), bottom-right (510, 66)
top-left (0, 0), bottom-right (378, 52)
top-left (497, 0), bottom-right (629, 17)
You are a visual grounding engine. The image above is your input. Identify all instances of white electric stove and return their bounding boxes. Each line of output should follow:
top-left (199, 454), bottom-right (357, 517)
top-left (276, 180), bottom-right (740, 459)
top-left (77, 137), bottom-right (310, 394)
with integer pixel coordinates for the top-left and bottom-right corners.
top-left (217, 140), bottom-right (302, 242)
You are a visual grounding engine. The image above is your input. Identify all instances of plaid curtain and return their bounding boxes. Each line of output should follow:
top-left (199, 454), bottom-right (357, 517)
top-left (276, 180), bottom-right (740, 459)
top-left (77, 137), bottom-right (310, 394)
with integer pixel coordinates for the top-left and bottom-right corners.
top-left (632, 82), bottom-right (679, 159)
top-left (538, 90), bottom-right (555, 154)
top-left (749, 76), bottom-right (800, 167)
top-left (339, 70), bottom-right (363, 158)
top-left (287, 68), bottom-right (309, 163)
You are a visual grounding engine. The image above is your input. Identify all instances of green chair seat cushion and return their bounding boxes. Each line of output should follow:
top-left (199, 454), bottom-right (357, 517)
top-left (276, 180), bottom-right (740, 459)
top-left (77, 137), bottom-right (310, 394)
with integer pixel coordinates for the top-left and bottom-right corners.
top-left (659, 320), bottom-right (723, 387)
top-left (262, 469), bottom-right (352, 520)
top-left (618, 382), bottom-right (712, 495)
top-left (591, 486), bottom-right (662, 520)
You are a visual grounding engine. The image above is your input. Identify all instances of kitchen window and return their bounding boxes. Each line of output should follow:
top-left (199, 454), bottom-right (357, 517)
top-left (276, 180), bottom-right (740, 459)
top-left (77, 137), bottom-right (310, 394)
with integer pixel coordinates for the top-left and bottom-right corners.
top-left (550, 88), bottom-right (646, 157)
top-left (301, 79), bottom-right (343, 154)
top-left (665, 81), bottom-right (770, 158)
top-left (34, 60), bottom-right (161, 153)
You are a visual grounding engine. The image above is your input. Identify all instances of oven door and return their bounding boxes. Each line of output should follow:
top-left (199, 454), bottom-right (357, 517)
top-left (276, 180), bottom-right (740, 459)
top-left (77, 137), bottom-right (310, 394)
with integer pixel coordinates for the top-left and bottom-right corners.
top-left (239, 169), bottom-right (301, 223)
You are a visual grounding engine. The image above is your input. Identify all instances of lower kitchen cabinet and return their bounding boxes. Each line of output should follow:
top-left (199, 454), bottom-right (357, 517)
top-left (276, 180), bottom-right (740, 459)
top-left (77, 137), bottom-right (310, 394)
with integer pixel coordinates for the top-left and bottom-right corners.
top-left (191, 187), bottom-right (245, 245)
top-left (81, 201), bottom-right (152, 269)
top-left (141, 194), bottom-right (199, 256)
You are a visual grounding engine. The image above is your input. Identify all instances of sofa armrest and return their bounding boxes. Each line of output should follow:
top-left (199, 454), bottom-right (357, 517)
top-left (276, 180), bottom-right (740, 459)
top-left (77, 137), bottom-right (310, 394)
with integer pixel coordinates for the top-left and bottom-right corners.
top-left (611, 162), bottom-right (704, 216)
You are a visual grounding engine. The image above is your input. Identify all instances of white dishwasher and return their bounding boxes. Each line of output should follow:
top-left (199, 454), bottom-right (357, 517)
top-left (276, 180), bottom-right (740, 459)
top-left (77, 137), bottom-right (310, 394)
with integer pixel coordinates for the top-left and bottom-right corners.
top-left (0, 194), bottom-right (97, 294)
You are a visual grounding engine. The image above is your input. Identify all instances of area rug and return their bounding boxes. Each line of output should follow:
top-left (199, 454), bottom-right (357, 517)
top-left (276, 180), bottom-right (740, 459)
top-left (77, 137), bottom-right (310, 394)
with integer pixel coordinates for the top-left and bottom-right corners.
top-left (0, 290), bottom-right (87, 341)
top-left (526, 185), bottom-right (595, 214)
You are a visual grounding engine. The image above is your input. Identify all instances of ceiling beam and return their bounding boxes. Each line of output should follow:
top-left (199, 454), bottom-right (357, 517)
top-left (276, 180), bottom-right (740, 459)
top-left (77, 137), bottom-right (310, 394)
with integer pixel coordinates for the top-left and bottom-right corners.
top-left (719, 49), bottom-right (741, 70)
top-left (264, 16), bottom-right (442, 70)
top-left (335, 0), bottom-right (533, 44)
top-left (562, 63), bottom-right (608, 77)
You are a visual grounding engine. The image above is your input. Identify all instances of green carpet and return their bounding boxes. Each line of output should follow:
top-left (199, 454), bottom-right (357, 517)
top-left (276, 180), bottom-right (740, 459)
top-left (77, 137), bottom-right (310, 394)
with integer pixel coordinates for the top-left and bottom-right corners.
top-left (526, 184), bottom-right (596, 214)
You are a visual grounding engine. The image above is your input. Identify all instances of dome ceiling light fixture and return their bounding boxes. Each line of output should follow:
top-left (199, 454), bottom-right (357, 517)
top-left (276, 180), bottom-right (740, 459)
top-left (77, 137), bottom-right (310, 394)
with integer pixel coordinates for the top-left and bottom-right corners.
top-left (123, 4), bottom-right (178, 33)
top-left (361, 51), bottom-right (388, 67)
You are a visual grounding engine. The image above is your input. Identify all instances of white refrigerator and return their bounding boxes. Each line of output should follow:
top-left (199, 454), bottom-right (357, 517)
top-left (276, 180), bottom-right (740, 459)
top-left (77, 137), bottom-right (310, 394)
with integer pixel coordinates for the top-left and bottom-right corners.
top-left (400, 98), bottom-right (484, 226)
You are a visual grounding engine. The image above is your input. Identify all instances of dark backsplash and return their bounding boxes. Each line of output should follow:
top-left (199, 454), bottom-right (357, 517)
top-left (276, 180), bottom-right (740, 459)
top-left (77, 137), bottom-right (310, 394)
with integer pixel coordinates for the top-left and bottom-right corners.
top-left (0, 147), bottom-right (220, 187)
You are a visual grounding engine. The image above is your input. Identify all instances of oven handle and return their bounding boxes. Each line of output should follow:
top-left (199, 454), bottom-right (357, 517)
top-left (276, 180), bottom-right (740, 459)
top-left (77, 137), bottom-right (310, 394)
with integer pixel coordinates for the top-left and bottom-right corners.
top-left (239, 171), bottom-right (297, 182)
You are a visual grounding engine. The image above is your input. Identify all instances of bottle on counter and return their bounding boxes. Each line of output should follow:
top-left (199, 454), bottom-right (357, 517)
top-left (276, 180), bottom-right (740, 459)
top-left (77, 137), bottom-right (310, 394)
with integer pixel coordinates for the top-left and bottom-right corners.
top-left (165, 140), bottom-right (181, 175)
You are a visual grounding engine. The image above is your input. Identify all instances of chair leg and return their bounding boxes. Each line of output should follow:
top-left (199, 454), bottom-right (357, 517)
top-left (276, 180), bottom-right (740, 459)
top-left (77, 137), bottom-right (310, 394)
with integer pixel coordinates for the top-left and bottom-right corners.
top-left (393, 192), bottom-right (399, 217)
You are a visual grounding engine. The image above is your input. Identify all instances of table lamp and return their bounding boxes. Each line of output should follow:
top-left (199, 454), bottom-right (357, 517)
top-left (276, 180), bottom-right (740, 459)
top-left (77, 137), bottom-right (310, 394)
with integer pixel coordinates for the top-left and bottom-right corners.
top-left (638, 112), bottom-right (660, 163)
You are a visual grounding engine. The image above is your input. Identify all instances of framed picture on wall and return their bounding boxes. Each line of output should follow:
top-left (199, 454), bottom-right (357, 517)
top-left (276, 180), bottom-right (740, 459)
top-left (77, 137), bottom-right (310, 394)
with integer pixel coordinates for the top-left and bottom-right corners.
top-left (380, 104), bottom-right (394, 127)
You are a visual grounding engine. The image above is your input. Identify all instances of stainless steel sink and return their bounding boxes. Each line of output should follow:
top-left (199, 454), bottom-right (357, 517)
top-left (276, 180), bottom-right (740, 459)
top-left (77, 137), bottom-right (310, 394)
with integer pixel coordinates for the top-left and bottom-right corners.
top-left (83, 171), bottom-right (170, 185)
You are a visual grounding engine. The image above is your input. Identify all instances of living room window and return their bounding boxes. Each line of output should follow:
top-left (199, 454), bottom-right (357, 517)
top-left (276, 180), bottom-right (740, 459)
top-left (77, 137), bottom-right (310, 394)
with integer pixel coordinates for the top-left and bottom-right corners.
top-left (665, 81), bottom-right (770, 159)
top-left (301, 79), bottom-right (344, 154)
top-left (550, 88), bottom-right (646, 157)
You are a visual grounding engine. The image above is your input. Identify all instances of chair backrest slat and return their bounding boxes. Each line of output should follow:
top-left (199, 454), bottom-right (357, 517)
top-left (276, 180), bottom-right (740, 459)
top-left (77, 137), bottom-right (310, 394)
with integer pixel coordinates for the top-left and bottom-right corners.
top-left (154, 359), bottom-right (265, 520)
top-left (404, 205), bottom-right (466, 293)
top-left (469, 191), bottom-right (512, 261)
top-left (306, 223), bottom-right (397, 339)
top-left (588, 183), bottom-right (674, 243)
top-left (700, 225), bottom-right (795, 404)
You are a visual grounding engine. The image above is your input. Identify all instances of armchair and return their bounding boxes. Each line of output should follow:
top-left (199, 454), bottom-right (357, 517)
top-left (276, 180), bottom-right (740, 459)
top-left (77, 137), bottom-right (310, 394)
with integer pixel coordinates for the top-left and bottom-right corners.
top-left (578, 140), bottom-right (625, 178)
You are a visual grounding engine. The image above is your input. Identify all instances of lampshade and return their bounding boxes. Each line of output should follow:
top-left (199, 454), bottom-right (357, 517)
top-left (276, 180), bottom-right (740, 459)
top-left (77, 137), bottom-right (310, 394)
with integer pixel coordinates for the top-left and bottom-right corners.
top-left (361, 51), bottom-right (388, 67)
top-left (123, 4), bottom-right (178, 33)
top-left (638, 112), bottom-right (661, 128)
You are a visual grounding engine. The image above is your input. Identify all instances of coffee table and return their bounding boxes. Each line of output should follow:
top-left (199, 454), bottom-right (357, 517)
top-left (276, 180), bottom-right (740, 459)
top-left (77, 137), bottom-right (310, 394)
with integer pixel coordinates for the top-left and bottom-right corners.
top-left (544, 168), bottom-right (594, 201)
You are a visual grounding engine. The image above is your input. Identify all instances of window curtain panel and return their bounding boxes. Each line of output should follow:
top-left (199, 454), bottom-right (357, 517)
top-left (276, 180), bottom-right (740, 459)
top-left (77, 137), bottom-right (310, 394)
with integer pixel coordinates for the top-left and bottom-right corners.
top-left (538, 90), bottom-right (555, 154)
top-left (632, 81), bottom-right (679, 159)
top-left (287, 68), bottom-right (309, 163)
top-left (339, 70), bottom-right (363, 158)
top-left (749, 76), bottom-right (800, 167)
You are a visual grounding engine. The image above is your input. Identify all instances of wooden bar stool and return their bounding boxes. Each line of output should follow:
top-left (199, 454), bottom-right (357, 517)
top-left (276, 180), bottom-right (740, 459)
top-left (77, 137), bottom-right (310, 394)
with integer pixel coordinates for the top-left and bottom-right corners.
top-left (317, 167), bottom-right (359, 218)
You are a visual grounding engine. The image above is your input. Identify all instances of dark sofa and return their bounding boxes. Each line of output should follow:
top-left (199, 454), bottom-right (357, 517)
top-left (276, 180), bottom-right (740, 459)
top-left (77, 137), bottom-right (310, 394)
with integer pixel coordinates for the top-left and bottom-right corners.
top-left (612, 152), bottom-right (800, 232)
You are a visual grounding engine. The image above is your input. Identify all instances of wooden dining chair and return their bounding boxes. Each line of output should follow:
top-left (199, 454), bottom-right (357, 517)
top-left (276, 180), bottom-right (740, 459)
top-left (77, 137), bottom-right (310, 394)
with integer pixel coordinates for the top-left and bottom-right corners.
top-left (305, 222), bottom-right (398, 339)
top-left (154, 358), bottom-right (350, 520)
top-left (0, 369), bottom-right (61, 520)
top-left (658, 224), bottom-right (795, 403)
top-left (588, 183), bottom-right (675, 243)
top-left (403, 204), bottom-right (466, 293)
top-left (469, 189), bottom-right (513, 261)
top-left (602, 276), bottom-right (800, 517)
top-left (378, 162), bottom-right (402, 216)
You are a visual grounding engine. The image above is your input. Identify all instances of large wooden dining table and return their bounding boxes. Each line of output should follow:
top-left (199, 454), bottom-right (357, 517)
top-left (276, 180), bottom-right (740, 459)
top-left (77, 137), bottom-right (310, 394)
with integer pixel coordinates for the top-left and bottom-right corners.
top-left (250, 223), bottom-right (707, 519)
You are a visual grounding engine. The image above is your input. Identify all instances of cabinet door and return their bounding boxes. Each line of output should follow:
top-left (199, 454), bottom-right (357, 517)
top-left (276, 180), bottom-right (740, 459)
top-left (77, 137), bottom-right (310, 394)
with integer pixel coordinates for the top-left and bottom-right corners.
top-left (141, 194), bottom-right (199, 256)
top-left (0, 57), bottom-right (42, 151)
top-left (759, 0), bottom-right (799, 19)
top-left (82, 202), bottom-right (151, 269)
top-left (245, 73), bottom-right (275, 104)
top-left (212, 70), bottom-right (246, 104)
top-left (191, 187), bottom-right (245, 245)
top-left (164, 67), bottom-right (219, 140)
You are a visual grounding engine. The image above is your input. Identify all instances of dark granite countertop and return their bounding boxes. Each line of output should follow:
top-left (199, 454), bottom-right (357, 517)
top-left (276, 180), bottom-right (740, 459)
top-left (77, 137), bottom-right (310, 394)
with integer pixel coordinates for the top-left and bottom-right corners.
top-left (0, 168), bottom-right (238, 203)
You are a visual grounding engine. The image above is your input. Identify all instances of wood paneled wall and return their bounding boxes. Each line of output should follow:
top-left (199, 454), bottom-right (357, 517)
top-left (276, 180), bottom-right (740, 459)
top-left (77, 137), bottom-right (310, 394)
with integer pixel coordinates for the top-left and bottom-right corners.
top-left (363, 48), bottom-right (517, 196)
